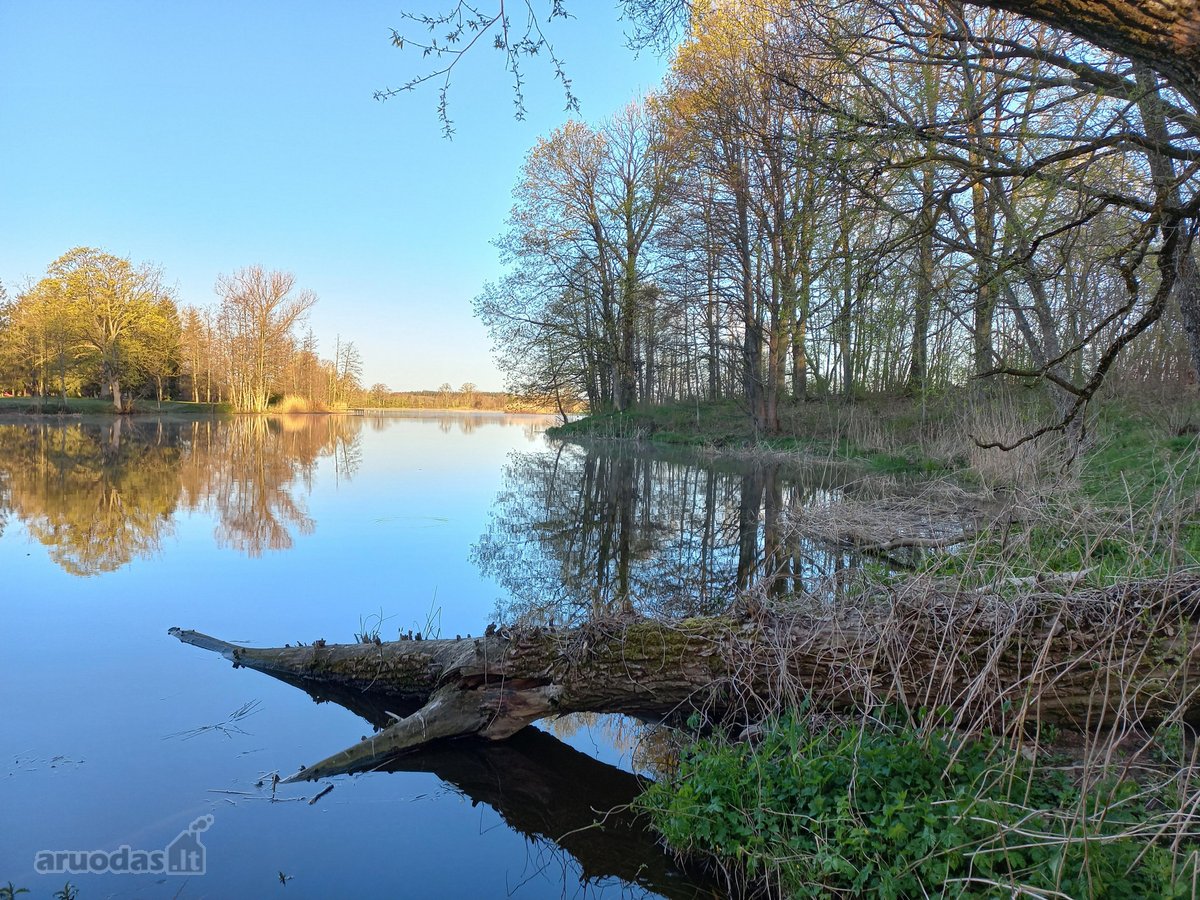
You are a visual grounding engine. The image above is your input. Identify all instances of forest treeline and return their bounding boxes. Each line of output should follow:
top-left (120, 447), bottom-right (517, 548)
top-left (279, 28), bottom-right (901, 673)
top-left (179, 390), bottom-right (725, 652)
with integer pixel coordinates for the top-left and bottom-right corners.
top-left (475, 0), bottom-right (1200, 436)
top-left (0, 249), bottom-right (367, 412)
top-left (361, 384), bottom-right (583, 413)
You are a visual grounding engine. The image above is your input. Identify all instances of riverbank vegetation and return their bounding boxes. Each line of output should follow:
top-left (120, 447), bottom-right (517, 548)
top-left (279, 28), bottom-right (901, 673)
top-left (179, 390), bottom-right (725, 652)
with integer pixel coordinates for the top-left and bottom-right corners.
top-left (547, 388), bottom-right (1198, 894)
top-left (626, 459), bottom-right (1200, 895)
top-left (0, 396), bottom-right (231, 417)
top-left (461, 0), bottom-right (1200, 891)
top-left (358, 383), bottom-right (584, 414)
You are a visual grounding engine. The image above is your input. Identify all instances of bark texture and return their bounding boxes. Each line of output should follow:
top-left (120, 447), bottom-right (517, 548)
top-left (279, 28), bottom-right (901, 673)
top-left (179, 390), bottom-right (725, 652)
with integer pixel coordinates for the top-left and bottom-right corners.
top-left (982, 0), bottom-right (1200, 106)
top-left (170, 573), bottom-right (1200, 782)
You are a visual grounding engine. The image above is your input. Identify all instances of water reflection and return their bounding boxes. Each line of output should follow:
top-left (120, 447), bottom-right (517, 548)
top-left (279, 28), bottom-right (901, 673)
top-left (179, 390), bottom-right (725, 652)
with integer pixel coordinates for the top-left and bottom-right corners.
top-left (359, 409), bottom-right (547, 440)
top-left (277, 672), bottom-right (715, 898)
top-left (0, 415), bottom-right (361, 575)
top-left (384, 730), bottom-right (715, 899)
top-left (473, 444), bottom-right (864, 624)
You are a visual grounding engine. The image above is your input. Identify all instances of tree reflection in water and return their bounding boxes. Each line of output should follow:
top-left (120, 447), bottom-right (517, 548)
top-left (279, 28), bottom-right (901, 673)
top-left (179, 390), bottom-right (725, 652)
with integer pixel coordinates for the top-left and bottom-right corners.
top-left (0, 415), bottom-right (362, 575)
top-left (473, 443), bottom-right (865, 625)
top-left (358, 409), bottom-right (544, 439)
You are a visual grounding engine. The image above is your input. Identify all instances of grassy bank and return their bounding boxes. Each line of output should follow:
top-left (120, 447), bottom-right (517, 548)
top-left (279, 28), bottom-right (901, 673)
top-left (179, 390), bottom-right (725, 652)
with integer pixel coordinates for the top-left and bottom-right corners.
top-left (640, 714), bottom-right (1196, 897)
top-left (0, 397), bottom-right (232, 416)
top-left (551, 394), bottom-right (983, 476)
top-left (559, 389), bottom-right (1200, 896)
top-left (551, 389), bottom-right (1199, 481)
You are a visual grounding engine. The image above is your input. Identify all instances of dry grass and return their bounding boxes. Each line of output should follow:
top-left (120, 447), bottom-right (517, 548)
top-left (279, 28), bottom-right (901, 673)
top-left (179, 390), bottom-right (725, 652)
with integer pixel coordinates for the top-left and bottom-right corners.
top-left (270, 394), bottom-right (330, 414)
top-left (649, 459), bottom-right (1200, 895)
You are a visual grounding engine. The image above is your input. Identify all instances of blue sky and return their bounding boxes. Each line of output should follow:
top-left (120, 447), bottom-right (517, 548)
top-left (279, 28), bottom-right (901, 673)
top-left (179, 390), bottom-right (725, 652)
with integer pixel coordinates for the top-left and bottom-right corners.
top-left (0, 2), bottom-right (667, 391)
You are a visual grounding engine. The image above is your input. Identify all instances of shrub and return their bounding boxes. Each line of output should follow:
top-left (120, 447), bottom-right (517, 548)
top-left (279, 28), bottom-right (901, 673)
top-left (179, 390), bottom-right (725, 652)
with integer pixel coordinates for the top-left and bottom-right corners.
top-left (271, 394), bottom-right (327, 414)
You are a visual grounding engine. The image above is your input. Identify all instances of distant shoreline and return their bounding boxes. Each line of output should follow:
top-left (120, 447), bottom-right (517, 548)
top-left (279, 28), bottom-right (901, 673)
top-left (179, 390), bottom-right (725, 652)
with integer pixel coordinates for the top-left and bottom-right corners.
top-left (0, 399), bottom-right (562, 422)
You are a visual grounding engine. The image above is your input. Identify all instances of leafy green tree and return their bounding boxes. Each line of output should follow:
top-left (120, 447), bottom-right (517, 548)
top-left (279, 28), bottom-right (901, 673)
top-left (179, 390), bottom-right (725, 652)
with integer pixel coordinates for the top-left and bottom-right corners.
top-left (44, 247), bottom-right (176, 410)
top-left (368, 382), bottom-right (391, 406)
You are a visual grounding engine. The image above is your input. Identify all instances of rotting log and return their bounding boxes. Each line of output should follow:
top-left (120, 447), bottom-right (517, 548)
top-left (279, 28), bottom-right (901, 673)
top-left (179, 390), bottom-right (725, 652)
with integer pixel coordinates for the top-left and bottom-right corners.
top-left (170, 573), bottom-right (1200, 782)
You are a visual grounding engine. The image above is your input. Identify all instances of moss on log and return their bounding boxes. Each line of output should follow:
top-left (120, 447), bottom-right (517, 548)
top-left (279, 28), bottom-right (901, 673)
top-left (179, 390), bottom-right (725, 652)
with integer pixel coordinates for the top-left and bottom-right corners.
top-left (170, 573), bottom-right (1200, 781)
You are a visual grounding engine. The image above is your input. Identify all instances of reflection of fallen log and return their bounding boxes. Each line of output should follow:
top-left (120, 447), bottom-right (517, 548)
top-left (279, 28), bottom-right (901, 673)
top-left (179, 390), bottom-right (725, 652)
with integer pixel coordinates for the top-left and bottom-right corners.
top-left (382, 731), bottom-right (716, 898)
top-left (273, 677), bottom-right (717, 898)
top-left (169, 573), bottom-right (1200, 781)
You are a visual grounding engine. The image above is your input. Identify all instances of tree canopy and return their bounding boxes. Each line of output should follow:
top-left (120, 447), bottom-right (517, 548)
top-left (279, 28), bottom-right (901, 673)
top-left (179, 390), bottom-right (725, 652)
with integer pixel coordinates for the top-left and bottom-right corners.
top-left (462, 0), bottom-right (1200, 444)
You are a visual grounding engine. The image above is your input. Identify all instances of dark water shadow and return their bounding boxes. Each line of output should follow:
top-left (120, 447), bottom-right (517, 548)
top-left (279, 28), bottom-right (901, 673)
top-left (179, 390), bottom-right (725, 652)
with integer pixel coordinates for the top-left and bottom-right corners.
top-left (285, 677), bottom-right (720, 899)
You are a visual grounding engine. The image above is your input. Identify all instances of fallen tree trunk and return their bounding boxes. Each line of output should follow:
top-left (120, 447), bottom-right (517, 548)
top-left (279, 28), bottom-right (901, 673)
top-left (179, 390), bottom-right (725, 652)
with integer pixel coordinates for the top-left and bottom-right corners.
top-left (170, 573), bottom-right (1200, 782)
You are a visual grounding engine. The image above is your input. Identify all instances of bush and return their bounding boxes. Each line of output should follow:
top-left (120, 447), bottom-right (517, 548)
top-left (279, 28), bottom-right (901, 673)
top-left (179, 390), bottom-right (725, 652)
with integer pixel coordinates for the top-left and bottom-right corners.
top-left (639, 716), bottom-right (1192, 898)
top-left (270, 394), bottom-right (327, 414)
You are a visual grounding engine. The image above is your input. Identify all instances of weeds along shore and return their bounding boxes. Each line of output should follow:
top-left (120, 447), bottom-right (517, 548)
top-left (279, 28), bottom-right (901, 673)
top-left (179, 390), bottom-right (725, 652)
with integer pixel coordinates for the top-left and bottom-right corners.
top-left (556, 386), bottom-right (1200, 897)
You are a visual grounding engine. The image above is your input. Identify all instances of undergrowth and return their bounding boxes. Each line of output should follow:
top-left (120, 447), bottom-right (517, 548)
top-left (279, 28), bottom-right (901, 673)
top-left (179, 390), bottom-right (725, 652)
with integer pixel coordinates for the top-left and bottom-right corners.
top-left (555, 387), bottom-right (1200, 897)
top-left (640, 715), bottom-right (1198, 898)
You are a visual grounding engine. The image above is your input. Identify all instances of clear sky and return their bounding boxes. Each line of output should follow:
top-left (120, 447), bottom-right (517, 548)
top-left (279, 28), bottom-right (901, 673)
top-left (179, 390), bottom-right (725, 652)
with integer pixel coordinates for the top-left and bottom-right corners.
top-left (0, 2), bottom-right (667, 391)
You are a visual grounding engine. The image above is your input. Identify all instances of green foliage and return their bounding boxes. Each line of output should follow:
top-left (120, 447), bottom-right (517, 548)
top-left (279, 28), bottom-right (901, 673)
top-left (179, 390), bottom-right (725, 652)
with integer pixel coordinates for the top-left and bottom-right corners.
top-left (52, 885), bottom-right (78, 900)
top-left (1083, 401), bottom-right (1200, 507)
top-left (640, 717), bottom-right (1193, 898)
top-left (866, 451), bottom-right (945, 475)
top-left (0, 884), bottom-right (30, 900)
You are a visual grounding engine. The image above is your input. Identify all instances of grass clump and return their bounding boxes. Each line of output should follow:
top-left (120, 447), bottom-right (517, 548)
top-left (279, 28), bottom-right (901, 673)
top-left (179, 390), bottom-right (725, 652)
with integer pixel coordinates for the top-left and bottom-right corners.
top-left (270, 394), bottom-right (329, 414)
top-left (640, 715), bottom-right (1195, 898)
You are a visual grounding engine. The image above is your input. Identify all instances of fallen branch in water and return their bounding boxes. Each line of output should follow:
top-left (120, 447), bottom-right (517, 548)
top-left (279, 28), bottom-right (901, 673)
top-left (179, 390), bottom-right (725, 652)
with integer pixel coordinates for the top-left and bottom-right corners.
top-left (170, 572), bottom-right (1200, 782)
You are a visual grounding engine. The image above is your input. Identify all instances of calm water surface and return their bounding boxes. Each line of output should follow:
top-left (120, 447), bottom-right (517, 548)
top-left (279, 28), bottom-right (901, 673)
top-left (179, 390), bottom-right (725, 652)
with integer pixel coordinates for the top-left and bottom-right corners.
top-left (0, 412), bottom-right (862, 898)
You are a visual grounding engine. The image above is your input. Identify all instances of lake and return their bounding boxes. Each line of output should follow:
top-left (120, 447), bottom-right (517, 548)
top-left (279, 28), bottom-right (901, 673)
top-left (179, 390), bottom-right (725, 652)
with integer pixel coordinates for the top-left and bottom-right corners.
top-left (0, 412), bottom-right (865, 898)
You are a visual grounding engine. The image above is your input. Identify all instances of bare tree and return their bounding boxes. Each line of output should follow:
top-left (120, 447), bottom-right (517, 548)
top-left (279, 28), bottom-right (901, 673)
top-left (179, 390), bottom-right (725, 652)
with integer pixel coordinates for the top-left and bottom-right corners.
top-left (214, 267), bottom-right (316, 413)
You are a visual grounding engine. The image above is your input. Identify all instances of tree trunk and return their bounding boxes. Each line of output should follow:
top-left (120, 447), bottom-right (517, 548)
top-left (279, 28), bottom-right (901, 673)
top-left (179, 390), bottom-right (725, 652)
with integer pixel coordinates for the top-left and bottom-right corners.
top-left (706, 232), bottom-right (722, 401)
top-left (839, 220), bottom-right (854, 400)
top-left (171, 574), bottom-right (1200, 783)
top-left (908, 195), bottom-right (934, 395)
top-left (1180, 262), bottom-right (1200, 380)
top-left (1135, 64), bottom-right (1200, 383)
top-left (737, 188), bottom-right (764, 429)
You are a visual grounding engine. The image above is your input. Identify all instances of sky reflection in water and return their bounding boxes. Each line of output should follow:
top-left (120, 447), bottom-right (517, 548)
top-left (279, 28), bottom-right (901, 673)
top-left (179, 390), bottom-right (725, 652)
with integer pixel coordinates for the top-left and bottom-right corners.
top-left (0, 412), bottom-right (860, 898)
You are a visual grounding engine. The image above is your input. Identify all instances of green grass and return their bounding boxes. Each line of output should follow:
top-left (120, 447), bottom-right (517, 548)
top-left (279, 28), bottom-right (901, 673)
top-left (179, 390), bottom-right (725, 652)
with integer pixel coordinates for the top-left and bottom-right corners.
top-left (552, 399), bottom-right (751, 446)
top-left (641, 715), bottom-right (1196, 898)
top-left (1082, 402), bottom-right (1200, 508)
top-left (0, 396), bottom-right (232, 416)
top-left (549, 397), bottom-right (949, 465)
top-left (928, 394), bottom-right (1200, 581)
top-left (866, 450), bottom-right (947, 475)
